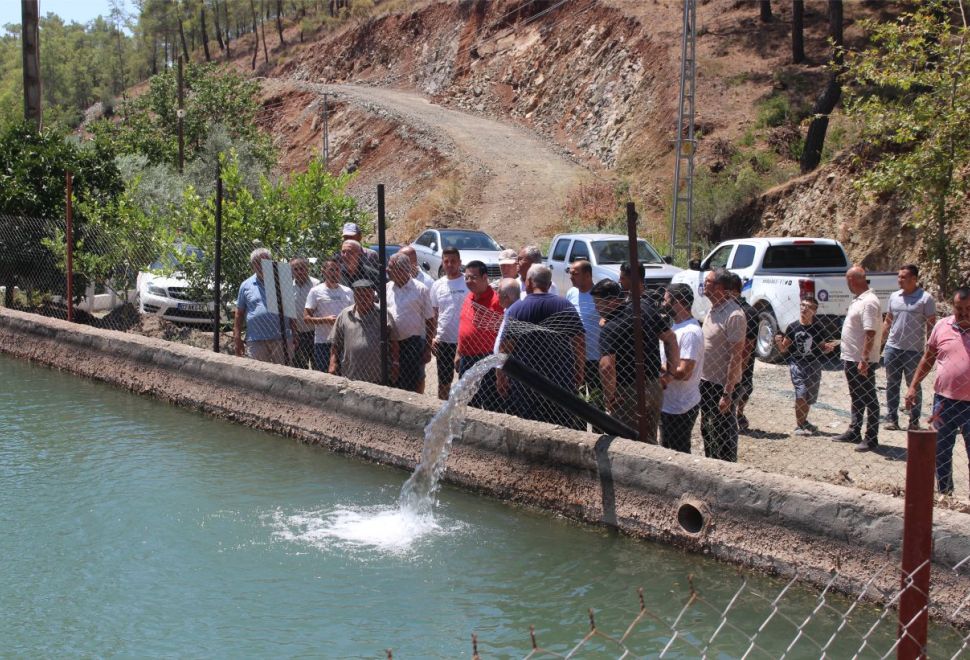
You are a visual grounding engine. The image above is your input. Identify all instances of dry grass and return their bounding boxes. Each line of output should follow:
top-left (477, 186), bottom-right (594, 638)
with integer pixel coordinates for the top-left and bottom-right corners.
top-left (395, 175), bottom-right (467, 242)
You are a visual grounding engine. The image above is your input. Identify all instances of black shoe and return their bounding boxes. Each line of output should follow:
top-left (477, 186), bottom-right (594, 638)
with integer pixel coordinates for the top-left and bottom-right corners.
top-left (854, 440), bottom-right (878, 452)
top-left (832, 432), bottom-right (858, 443)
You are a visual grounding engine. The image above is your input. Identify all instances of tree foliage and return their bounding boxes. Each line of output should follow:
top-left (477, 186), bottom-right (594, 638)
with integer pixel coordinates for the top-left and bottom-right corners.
top-left (842, 0), bottom-right (969, 293)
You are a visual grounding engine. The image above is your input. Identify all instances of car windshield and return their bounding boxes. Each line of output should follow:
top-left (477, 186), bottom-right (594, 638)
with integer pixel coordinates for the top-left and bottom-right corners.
top-left (440, 231), bottom-right (501, 251)
top-left (591, 240), bottom-right (663, 265)
top-left (149, 245), bottom-right (204, 271)
top-left (762, 244), bottom-right (847, 269)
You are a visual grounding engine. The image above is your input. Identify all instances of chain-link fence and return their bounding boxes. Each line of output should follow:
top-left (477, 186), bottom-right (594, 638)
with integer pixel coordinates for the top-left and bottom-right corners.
top-left (3, 211), bottom-right (969, 507)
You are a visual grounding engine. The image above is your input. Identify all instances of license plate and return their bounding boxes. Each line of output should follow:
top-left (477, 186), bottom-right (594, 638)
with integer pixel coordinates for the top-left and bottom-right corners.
top-left (177, 302), bottom-right (209, 312)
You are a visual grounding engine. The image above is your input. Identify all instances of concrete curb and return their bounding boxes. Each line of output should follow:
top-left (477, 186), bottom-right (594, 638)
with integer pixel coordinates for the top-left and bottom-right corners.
top-left (3, 308), bottom-right (969, 626)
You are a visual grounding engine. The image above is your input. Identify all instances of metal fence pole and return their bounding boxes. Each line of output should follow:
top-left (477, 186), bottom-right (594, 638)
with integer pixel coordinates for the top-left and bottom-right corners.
top-left (625, 202), bottom-right (649, 443)
top-left (212, 159), bottom-right (223, 352)
top-left (177, 55), bottom-right (185, 174)
top-left (65, 171), bottom-right (74, 323)
top-left (898, 428), bottom-right (936, 660)
top-left (377, 184), bottom-right (389, 387)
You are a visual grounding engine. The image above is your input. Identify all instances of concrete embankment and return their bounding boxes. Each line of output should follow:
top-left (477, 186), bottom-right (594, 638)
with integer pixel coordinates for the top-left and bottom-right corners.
top-left (2, 308), bottom-right (969, 626)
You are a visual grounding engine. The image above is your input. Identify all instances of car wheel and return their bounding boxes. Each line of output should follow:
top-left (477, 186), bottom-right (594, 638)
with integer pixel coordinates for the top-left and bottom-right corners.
top-left (755, 306), bottom-right (783, 363)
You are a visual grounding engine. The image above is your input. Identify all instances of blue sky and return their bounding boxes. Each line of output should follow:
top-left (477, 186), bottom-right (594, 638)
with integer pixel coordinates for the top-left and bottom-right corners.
top-left (1, 1), bottom-right (131, 29)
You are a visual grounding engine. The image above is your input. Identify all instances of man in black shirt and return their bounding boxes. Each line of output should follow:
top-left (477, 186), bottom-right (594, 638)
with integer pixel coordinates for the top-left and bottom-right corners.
top-left (592, 279), bottom-right (679, 442)
top-left (728, 273), bottom-right (759, 432)
top-left (774, 296), bottom-right (838, 435)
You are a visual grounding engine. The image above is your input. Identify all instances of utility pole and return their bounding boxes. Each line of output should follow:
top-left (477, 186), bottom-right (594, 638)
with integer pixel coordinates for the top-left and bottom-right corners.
top-left (669, 0), bottom-right (697, 264)
top-left (322, 93), bottom-right (330, 166)
top-left (177, 55), bottom-right (185, 173)
top-left (21, 0), bottom-right (42, 129)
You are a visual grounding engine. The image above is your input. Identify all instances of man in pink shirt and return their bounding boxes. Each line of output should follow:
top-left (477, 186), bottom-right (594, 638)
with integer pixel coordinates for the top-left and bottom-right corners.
top-left (905, 287), bottom-right (970, 495)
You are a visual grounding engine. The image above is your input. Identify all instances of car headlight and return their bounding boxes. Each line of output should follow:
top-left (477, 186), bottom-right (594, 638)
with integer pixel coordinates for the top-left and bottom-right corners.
top-left (147, 284), bottom-right (167, 297)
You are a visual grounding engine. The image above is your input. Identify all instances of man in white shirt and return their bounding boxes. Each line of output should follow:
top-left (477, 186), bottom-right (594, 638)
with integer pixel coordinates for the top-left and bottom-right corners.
top-left (291, 258), bottom-right (320, 369)
top-left (304, 257), bottom-right (353, 371)
top-left (565, 259), bottom-right (601, 403)
top-left (834, 265), bottom-right (883, 451)
top-left (386, 252), bottom-right (435, 393)
top-left (659, 284), bottom-right (704, 453)
top-left (399, 245), bottom-right (436, 289)
top-left (429, 247), bottom-right (467, 399)
top-left (517, 245), bottom-right (558, 297)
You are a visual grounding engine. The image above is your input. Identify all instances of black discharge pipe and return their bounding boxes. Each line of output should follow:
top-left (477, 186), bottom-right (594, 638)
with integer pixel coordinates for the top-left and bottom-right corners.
top-left (501, 356), bottom-right (639, 441)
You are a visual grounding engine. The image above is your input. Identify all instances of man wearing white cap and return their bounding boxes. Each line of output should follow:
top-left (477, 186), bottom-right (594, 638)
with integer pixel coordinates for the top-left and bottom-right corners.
top-left (342, 222), bottom-right (381, 271)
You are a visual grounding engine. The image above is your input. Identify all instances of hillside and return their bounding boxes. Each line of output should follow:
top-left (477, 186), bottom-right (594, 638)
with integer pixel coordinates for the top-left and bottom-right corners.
top-left (155, 0), bottom-right (966, 282)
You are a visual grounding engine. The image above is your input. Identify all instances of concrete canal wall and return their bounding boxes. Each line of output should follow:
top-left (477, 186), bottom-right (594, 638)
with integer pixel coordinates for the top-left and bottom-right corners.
top-left (3, 308), bottom-right (969, 625)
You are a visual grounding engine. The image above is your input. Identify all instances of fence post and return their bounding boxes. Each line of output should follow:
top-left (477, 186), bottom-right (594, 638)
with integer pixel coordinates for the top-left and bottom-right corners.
top-left (377, 184), bottom-right (389, 387)
top-left (898, 428), bottom-right (936, 659)
top-left (625, 202), bottom-right (650, 443)
top-left (65, 171), bottom-right (74, 323)
top-left (212, 159), bottom-right (223, 353)
top-left (177, 55), bottom-right (185, 174)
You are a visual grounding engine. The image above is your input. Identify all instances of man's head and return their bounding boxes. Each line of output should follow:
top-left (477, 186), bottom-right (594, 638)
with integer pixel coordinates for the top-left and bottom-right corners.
top-left (799, 295), bottom-right (819, 323)
top-left (726, 272), bottom-right (744, 298)
top-left (497, 278), bottom-right (520, 309)
top-left (526, 264), bottom-right (552, 293)
top-left (953, 287), bottom-right (970, 329)
top-left (517, 245), bottom-right (543, 280)
top-left (441, 247), bottom-right (462, 279)
top-left (250, 247), bottom-right (272, 278)
top-left (703, 267), bottom-right (733, 305)
top-left (342, 222), bottom-right (363, 243)
top-left (351, 279), bottom-right (375, 310)
top-left (590, 278), bottom-right (625, 318)
top-left (398, 245), bottom-right (420, 276)
top-left (341, 240), bottom-right (363, 272)
top-left (290, 257), bottom-right (311, 285)
top-left (619, 261), bottom-right (645, 293)
top-left (568, 259), bottom-right (593, 292)
top-left (464, 260), bottom-right (490, 295)
top-left (664, 283), bottom-right (694, 320)
top-left (897, 264), bottom-right (919, 294)
top-left (846, 265), bottom-right (869, 295)
top-left (387, 252), bottom-right (412, 287)
top-left (498, 249), bottom-right (518, 279)
top-left (322, 257), bottom-right (340, 286)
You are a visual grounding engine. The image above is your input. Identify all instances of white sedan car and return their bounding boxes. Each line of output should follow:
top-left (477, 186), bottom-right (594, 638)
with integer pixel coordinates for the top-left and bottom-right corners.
top-left (410, 229), bottom-right (504, 279)
top-left (136, 248), bottom-right (218, 325)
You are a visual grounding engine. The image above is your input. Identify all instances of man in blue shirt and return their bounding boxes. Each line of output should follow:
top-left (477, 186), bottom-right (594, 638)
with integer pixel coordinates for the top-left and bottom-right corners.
top-left (233, 247), bottom-right (293, 364)
top-left (565, 259), bottom-right (601, 405)
top-left (498, 264), bottom-right (584, 427)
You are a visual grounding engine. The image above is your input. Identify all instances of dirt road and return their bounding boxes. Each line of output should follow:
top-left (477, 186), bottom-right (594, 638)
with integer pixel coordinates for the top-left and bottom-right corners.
top-left (298, 81), bottom-right (589, 247)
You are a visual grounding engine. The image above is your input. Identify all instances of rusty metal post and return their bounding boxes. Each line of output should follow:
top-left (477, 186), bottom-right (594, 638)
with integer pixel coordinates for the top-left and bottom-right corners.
top-left (625, 202), bottom-right (650, 443)
top-left (65, 171), bottom-right (74, 322)
top-left (898, 428), bottom-right (937, 660)
top-left (377, 184), bottom-right (389, 387)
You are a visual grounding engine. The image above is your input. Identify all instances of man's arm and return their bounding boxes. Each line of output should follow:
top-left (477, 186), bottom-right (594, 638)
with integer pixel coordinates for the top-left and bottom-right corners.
top-left (905, 344), bottom-right (938, 409)
top-left (572, 333), bottom-right (586, 388)
top-left (880, 312), bottom-right (893, 350)
top-left (925, 315), bottom-right (937, 342)
top-left (423, 317), bottom-right (436, 363)
top-left (599, 354), bottom-right (618, 413)
top-left (329, 317), bottom-right (342, 375)
top-left (859, 329), bottom-right (876, 375)
top-left (659, 329), bottom-right (680, 379)
top-left (233, 308), bottom-right (245, 357)
top-left (722, 339), bottom-right (745, 413)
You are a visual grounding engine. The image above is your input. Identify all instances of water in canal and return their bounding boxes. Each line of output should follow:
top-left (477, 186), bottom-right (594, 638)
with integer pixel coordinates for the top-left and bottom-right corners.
top-left (1, 354), bottom-right (963, 657)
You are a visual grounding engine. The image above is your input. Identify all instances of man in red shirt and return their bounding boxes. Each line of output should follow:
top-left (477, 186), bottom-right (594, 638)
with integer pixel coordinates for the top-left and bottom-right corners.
top-left (456, 260), bottom-right (504, 409)
top-left (905, 287), bottom-right (970, 495)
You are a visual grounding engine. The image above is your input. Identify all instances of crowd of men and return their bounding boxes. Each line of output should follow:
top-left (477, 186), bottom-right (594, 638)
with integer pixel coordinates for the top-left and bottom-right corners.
top-left (231, 224), bottom-right (970, 495)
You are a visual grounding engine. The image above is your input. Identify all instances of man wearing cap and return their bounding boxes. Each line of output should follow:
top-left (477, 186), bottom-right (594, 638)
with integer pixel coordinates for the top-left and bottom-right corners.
top-left (339, 239), bottom-right (379, 287)
top-left (386, 252), bottom-right (436, 393)
top-left (497, 249), bottom-right (518, 280)
top-left (342, 222), bottom-right (381, 270)
top-left (330, 279), bottom-right (399, 384)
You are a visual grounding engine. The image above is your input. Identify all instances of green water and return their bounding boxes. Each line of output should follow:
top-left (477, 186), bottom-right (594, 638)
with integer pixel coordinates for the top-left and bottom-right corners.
top-left (0, 354), bottom-right (963, 657)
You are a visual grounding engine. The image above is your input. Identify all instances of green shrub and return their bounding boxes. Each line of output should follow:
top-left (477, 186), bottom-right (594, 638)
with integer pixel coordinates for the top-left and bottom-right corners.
top-left (756, 95), bottom-right (791, 128)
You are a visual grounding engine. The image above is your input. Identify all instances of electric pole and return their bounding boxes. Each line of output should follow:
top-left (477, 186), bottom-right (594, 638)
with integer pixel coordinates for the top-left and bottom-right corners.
top-left (669, 0), bottom-right (697, 264)
top-left (177, 55), bottom-right (185, 173)
top-left (21, 0), bottom-right (42, 129)
top-left (322, 93), bottom-right (330, 166)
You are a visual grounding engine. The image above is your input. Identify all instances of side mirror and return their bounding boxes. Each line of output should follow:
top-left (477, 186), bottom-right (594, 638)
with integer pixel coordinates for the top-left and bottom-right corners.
top-left (688, 259), bottom-right (702, 271)
top-left (421, 261), bottom-right (431, 272)
top-left (663, 255), bottom-right (674, 265)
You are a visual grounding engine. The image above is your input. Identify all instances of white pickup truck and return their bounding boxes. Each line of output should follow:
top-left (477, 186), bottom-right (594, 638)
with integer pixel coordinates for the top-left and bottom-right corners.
top-left (669, 237), bottom-right (898, 361)
top-left (545, 233), bottom-right (681, 295)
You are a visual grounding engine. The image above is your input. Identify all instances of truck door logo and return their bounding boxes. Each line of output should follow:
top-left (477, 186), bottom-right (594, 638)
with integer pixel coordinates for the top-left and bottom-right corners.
top-left (817, 289), bottom-right (829, 302)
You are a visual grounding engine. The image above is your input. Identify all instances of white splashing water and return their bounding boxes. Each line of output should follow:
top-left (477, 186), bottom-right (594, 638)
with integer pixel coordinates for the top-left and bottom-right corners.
top-left (271, 354), bottom-right (506, 554)
top-left (398, 353), bottom-right (507, 517)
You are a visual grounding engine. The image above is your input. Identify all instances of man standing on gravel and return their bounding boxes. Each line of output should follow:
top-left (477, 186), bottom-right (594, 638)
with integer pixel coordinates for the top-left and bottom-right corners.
top-left (659, 283), bottom-right (704, 453)
top-left (833, 266), bottom-right (883, 452)
top-left (330, 279), bottom-right (398, 385)
top-left (386, 252), bottom-right (435, 393)
top-left (429, 247), bottom-right (467, 399)
top-left (234, 247), bottom-right (293, 365)
top-left (516, 245), bottom-right (558, 297)
top-left (304, 257), bottom-right (353, 371)
top-left (881, 264), bottom-right (936, 431)
top-left (456, 261), bottom-right (504, 410)
top-left (727, 273), bottom-right (759, 433)
top-left (698, 268), bottom-right (746, 462)
top-left (904, 287), bottom-right (970, 496)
